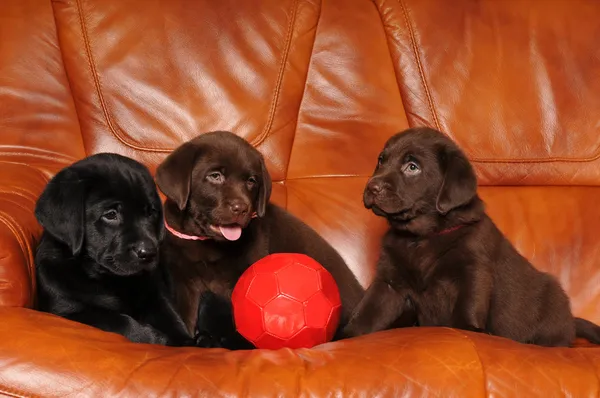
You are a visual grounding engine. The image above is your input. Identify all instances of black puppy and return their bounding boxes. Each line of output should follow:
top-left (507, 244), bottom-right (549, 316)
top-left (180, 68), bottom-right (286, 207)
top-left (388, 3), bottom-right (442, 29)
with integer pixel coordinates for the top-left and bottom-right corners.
top-left (34, 153), bottom-right (202, 346)
top-left (342, 127), bottom-right (600, 347)
top-left (156, 131), bottom-right (364, 349)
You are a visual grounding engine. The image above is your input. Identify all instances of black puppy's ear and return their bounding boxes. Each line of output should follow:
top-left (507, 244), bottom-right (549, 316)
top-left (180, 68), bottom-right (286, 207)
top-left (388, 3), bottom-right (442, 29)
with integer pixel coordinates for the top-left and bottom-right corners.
top-left (435, 147), bottom-right (477, 215)
top-left (156, 142), bottom-right (199, 211)
top-left (257, 157), bottom-right (272, 217)
top-left (35, 168), bottom-right (85, 256)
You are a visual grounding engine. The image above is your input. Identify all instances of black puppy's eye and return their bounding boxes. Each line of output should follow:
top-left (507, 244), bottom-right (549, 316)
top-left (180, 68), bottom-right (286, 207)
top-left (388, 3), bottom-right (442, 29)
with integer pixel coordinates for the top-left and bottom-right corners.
top-left (102, 209), bottom-right (118, 222)
top-left (247, 176), bottom-right (257, 188)
top-left (377, 155), bottom-right (384, 166)
top-left (206, 171), bottom-right (224, 184)
top-left (401, 161), bottom-right (421, 176)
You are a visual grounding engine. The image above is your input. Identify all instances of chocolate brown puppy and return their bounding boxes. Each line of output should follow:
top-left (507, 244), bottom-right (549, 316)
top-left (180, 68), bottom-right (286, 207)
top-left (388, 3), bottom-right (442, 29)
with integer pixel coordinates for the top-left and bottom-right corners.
top-left (342, 127), bottom-right (600, 347)
top-left (156, 131), bottom-right (364, 349)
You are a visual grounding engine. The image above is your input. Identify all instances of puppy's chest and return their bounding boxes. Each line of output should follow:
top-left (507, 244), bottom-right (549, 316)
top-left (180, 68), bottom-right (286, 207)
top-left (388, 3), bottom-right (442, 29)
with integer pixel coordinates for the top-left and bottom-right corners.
top-left (87, 280), bottom-right (147, 313)
top-left (383, 240), bottom-right (461, 324)
top-left (190, 254), bottom-right (251, 296)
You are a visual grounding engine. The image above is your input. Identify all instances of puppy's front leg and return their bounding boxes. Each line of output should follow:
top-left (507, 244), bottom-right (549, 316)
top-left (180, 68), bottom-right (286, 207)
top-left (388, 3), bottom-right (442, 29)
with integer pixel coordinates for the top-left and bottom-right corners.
top-left (195, 291), bottom-right (254, 350)
top-left (67, 310), bottom-right (174, 345)
top-left (148, 292), bottom-right (199, 347)
top-left (341, 277), bottom-right (407, 338)
top-left (451, 266), bottom-right (493, 333)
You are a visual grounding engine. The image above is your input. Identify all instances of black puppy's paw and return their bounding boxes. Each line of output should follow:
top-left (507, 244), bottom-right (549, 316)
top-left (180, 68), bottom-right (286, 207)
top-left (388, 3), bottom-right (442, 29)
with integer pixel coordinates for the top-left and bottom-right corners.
top-left (196, 291), bottom-right (236, 335)
top-left (193, 330), bottom-right (225, 348)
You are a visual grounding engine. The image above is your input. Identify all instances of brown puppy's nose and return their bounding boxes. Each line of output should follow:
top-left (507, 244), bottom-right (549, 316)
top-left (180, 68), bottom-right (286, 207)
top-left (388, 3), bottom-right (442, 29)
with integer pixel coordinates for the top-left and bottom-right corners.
top-left (228, 199), bottom-right (249, 216)
top-left (367, 180), bottom-right (384, 195)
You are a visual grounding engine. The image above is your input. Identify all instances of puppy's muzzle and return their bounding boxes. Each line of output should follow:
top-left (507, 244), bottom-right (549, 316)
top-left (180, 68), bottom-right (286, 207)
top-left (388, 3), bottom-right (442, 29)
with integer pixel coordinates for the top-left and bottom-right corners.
top-left (364, 178), bottom-right (389, 208)
top-left (131, 241), bottom-right (157, 262)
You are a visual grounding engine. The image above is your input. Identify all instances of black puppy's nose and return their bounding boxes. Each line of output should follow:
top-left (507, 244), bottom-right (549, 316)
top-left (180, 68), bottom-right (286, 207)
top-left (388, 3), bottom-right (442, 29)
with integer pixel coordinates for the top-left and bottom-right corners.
top-left (228, 199), bottom-right (249, 215)
top-left (133, 244), bottom-right (157, 261)
top-left (367, 180), bottom-right (384, 195)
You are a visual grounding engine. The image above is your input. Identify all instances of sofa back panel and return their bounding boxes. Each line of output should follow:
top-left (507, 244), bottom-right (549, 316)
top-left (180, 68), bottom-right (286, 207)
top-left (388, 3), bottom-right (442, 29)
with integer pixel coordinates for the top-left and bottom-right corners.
top-left (377, 0), bottom-right (600, 186)
top-left (286, 177), bottom-right (387, 288)
top-left (0, 0), bottom-right (84, 172)
top-left (52, 0), bottom-right (321, 180)
top-left (285, 183), bottom-right (600, 322)
top-left (288, 0), bottom-right (409, 180)
top-left (481, 186), bottom-right (600, 322)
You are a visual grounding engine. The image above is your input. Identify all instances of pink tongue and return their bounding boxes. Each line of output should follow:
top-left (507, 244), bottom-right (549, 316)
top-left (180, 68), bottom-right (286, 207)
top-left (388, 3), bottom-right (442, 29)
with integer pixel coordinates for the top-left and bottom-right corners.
top-left (219, 225), bottom-right (242, 241)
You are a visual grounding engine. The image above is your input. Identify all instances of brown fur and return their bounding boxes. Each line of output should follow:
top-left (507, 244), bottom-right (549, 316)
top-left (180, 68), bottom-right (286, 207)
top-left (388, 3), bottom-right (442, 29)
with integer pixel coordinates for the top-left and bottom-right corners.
top-left (342, 127), bottom-right (600, 347)
top-left (156, 131), bottom-right (364, 349)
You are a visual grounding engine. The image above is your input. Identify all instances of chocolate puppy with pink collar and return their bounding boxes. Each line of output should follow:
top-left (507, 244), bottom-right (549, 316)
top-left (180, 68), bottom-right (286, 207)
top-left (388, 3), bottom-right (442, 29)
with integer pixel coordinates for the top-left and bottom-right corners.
top-left (156, 131), bottom-right (363, 349)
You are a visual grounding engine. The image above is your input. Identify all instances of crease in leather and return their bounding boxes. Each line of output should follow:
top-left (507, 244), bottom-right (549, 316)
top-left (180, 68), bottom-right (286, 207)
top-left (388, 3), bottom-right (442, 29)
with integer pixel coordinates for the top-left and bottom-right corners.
top-left (382, 0), bottom-right (600, 165)
top-left (286, 0), bottom-right (322, 178)
top-left (0, 195), bottom-right (35, 216)
top-left (0, 165), bottom-right (47, 306)
top-left (578, 349), bottom-right (600, 396)
top-left (0, 212), bottom-right (34, 307)
top-left (0, 150), bottom-right (77, 165)
top-left (0, 160), bottom-right (52, 187)
top-left (73, 0), bottom-right (301, 153)
top-left (0, 385), bottom-right (35, 398)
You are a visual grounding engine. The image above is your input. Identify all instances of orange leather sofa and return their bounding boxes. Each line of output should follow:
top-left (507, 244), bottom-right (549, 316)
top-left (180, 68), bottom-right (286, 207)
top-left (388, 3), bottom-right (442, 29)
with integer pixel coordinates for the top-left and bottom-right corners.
top-left (1, 0), bottom-right (599, 396)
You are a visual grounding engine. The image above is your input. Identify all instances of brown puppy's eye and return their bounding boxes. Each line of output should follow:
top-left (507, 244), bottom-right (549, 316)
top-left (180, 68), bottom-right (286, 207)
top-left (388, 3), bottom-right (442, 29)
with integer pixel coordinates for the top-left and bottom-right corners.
top-left (247, 176), bottom-right (257, 188)
top-left (102, 209), bottom-right (118, 222)
top-left (377, 155), bottom-right (384, 167)
top-left (401, 161), bottom-right (421, 176)
top-left (206, 171), bottom-right (224, 184)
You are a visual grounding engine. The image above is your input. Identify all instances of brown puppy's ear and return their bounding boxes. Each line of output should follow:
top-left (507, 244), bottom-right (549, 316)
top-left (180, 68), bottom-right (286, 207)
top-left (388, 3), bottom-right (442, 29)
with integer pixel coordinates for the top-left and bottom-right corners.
top-left (156, 142), bottom-right (199, 211)
top-left (35, 168), bottom-right (85, 256)
top-left (435, 147), bottom-right (477, 215)
top-left (257, 156), bottom-right (272, 217)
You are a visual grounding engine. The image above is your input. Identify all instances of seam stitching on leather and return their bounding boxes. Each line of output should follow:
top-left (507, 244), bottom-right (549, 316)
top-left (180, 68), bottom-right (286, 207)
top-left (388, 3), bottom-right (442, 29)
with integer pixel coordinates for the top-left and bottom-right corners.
top-left (251, 0), bottom-right (300, 148)
top-left (74, 0), bottom-right (302, 153)
top-left (286, 0), bottom-right (322, 182)
top-left (398, 0), bottom-right (441, 131)
top-left (448, 329), bottom-right (488, 397)
top-left (372, 0), bottom-right (416, 132)
top-left (50, 0), bottom-right (89, 157)
top-left (75, 0), bottom-right (168, 152)
top-left (392, 1), bottom-right (600, 165)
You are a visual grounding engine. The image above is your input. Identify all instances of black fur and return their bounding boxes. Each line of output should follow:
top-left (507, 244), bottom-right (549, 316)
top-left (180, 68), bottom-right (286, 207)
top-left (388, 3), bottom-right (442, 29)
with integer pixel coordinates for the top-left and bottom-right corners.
top-left (34, 153), bottom-right (205, 346)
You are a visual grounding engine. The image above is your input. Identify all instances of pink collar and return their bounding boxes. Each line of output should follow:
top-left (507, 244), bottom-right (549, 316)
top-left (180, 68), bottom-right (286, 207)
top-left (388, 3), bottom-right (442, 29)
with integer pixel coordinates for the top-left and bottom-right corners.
top-left (164, 213), bottom-right (258, 241)
top-left (436, 223), bottom-right (467, 236)
top-left (164, 220), bottom-right (209, 241)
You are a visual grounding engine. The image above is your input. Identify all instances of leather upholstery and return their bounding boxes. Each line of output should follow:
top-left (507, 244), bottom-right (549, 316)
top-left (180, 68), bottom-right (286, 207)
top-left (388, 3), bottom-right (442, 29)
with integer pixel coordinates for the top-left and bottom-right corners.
top-left (1, 0), bottom-right (598, 396)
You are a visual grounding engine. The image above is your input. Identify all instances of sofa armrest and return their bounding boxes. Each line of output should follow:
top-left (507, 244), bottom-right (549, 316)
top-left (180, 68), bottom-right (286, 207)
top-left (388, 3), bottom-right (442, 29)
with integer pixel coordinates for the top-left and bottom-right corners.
top-left (0, 307), bottom-right (598, 397)
top-left (0, 162), bottom-right (50, 308)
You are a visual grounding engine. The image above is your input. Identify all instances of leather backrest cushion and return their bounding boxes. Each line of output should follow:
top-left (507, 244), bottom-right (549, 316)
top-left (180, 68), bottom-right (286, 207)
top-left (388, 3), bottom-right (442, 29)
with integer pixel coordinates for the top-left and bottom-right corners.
top-left (376, 0), bottom-right (600, 185)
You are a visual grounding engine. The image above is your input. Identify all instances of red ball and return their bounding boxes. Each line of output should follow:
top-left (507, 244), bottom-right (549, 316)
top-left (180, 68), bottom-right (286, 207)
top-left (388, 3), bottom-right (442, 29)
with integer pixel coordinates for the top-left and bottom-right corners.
top-left (231, 253), bottom-right (342, 350)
